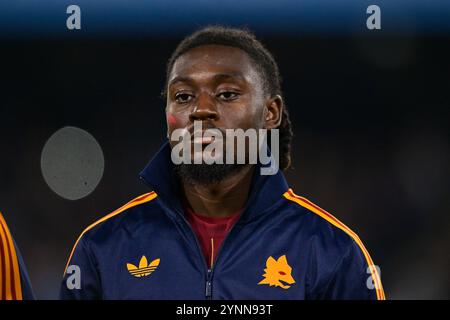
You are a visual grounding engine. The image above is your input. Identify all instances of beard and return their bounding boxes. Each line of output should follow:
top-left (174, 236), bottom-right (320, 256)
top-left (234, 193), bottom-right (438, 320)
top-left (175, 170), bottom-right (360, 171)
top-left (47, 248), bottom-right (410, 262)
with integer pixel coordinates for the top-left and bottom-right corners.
top-left (173, 163), bottom-right (246, 186)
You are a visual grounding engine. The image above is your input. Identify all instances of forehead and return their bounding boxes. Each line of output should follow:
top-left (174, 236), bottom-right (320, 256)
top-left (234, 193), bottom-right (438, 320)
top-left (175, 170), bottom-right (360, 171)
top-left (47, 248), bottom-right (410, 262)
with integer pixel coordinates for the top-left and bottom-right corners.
top-left (169, 44), bottom-right (261, 86)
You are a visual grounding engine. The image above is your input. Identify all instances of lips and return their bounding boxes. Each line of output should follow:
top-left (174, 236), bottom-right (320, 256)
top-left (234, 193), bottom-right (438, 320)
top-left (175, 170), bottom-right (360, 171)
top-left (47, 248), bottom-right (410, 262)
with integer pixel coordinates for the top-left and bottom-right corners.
top-left (193, 136), bottom-right (211, 145)
top-left (191, 127), bottom-right (223, 146)
top-left (193, 134), bottom-right (222, 146)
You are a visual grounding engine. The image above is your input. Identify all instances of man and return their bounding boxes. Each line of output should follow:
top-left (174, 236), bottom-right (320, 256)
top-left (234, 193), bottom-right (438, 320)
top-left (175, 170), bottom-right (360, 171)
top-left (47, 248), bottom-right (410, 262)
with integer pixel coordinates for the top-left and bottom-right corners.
top-left (60, 26), bottom-right (385, 300)
top-left (0, 211), bottom-right (34, 300)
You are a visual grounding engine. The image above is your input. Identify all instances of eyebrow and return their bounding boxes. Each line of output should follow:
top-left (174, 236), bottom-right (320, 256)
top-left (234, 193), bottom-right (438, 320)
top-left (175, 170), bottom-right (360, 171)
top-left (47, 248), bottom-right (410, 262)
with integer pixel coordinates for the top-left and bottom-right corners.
top-left (168, 73), bottom-right (246, 87)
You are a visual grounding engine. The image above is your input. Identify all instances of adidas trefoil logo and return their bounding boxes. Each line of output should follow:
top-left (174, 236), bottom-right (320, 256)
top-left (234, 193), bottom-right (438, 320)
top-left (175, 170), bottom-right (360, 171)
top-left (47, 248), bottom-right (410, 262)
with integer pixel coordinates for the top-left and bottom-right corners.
top-left (126, 255), bottom-right (160, 278)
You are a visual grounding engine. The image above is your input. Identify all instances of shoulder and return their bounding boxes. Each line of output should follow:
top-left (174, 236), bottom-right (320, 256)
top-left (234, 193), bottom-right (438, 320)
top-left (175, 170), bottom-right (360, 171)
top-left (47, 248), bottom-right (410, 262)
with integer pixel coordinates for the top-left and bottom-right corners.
top-left (283, 188), bottom-right (385, 300)
top-left (64, 192), bottom-right (158, 271)
top-left (79, 191), bottom-right (158, 240)
top-left (283, 188), bottom-right (363, 248)
top-left (0, 211), bottom-right (25, 300)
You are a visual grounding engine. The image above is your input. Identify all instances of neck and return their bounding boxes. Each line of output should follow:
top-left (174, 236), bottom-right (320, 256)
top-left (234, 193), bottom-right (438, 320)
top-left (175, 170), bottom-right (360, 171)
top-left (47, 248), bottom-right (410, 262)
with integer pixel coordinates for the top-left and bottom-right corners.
top-left (182, 164), bottom-right (254, 218)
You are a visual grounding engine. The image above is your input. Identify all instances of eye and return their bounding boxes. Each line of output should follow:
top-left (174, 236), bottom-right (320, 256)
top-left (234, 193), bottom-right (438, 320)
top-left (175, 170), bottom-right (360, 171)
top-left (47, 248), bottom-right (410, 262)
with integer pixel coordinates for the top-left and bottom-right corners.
top-left (217, 91), bottom-right (239, 101)
top-left (278, 271), bottom-right (286, 275)
top-left (175, 92), bottom-right (194, 104)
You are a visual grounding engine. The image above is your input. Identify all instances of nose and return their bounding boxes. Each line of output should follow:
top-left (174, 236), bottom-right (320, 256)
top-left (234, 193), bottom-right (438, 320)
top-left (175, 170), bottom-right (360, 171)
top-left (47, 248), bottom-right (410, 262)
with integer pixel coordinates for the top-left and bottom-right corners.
top-left (189, 92), bottom-right (219, 122)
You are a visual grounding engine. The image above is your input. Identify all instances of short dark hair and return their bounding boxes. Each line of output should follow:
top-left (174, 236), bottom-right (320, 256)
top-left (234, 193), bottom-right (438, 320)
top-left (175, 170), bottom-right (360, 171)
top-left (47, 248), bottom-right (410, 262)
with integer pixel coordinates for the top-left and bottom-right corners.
top-left (164, 25), bottom-right (293, 171)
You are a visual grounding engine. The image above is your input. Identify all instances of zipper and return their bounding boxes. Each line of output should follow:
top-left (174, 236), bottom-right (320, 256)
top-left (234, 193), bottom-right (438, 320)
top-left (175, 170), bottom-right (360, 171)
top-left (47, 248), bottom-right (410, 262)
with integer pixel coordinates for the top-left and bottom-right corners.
top-left (170, 206), bottom-right (213, 299)
top-left (200, 217), bottom-right (242, 297)
top-left (205, 269), bottom-right (212, 299)
top-left (174, 192), bottom-right (259, 299)
top-left (140, 176), bottom-right (260, 300)
top-left (172, 206), bottom-right (245, 300)
top-left (138, 177), bottom-right (214, 299)
top-left (200, 184), bottom-right (263, 297)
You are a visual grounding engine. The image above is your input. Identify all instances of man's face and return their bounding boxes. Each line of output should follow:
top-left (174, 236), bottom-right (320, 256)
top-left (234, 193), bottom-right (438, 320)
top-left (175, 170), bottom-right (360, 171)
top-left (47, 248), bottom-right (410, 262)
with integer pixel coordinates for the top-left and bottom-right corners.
top-left (166, 44), bottom-right (266, 143)
top-left (165, 44), bottom-right (271, 184)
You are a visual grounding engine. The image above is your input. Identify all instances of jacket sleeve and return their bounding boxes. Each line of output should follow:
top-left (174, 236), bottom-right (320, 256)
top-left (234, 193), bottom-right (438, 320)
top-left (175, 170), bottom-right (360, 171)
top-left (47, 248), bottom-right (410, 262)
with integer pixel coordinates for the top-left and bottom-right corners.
top-left (0, 212), bottom-right (35, 300)
top-left (320, 240), bottom-right (384, 300)
top-left (60, 236), bottom-right (102, 300)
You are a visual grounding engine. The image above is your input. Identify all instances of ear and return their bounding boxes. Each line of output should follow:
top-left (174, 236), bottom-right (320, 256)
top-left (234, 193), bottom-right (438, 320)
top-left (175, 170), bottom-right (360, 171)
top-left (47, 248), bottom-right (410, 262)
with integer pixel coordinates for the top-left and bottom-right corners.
top-left (266, 256), bottom-right (277, 268)
top-left (277, 255), bottom-right (288, 264)
top-left (264, 95), bottom-right (283, 130)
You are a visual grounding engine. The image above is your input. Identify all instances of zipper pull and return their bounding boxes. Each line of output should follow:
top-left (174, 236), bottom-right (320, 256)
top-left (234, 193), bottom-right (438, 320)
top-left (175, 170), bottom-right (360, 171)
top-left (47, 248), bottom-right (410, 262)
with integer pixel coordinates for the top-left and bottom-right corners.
top-left (205, 269), bottom-right (212, 299)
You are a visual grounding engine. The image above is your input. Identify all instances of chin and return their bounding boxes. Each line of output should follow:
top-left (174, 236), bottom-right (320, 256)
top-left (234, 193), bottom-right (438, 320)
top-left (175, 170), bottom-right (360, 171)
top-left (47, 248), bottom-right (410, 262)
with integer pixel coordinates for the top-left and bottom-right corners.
top-left (174, 163), bottom-right (245, 185)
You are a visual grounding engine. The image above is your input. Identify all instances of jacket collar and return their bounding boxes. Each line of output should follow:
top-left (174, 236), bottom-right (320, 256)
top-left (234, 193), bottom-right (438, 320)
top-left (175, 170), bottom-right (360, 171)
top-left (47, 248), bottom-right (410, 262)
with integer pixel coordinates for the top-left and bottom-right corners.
top-left (139, 141), bottom-right (289, 223)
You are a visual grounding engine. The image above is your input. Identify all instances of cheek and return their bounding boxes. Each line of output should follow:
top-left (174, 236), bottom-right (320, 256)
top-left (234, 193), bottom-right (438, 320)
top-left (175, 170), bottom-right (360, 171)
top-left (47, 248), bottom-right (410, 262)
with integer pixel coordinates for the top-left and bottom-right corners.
top-left (166, 112), bottom-right (178, 126)
top-left (229, 100), bottom-right (264, 129)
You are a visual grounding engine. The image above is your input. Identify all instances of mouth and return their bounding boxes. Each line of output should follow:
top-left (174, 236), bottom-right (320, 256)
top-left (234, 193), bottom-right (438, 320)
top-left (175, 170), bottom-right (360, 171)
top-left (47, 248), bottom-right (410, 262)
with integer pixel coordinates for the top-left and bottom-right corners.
top-left (191, 129), bottom-right (223, 146)
top-left (193, 135), bottom-right (216, 145)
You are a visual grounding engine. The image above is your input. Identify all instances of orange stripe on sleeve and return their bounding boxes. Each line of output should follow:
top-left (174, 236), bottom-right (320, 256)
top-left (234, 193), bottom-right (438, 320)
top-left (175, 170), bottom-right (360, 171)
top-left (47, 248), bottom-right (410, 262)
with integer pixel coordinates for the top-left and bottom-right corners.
top-left (0, 212), bottom-right (23, 300)
top-left (283, 189), bottom-right (386, 300)
top-left (0, 218), bottom-right (7, 299)
top-left (63, 192), bottom-right (158, 275)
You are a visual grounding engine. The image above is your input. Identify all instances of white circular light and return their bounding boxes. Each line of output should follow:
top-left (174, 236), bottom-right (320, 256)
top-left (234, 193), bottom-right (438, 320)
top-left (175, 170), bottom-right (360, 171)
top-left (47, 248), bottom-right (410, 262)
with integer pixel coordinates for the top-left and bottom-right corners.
top-left (41, 126), bottom-right (105, 200)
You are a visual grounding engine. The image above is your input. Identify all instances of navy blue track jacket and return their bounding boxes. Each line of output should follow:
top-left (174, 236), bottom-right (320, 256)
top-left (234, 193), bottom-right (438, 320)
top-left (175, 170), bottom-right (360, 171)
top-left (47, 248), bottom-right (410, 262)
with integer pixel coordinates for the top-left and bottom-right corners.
top-left (60, 142), bottom-right (385, 300)
top-left (0, 211), bottom-right (35, 300)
